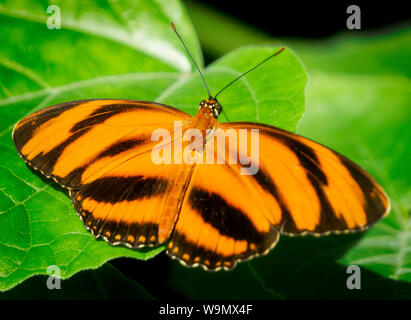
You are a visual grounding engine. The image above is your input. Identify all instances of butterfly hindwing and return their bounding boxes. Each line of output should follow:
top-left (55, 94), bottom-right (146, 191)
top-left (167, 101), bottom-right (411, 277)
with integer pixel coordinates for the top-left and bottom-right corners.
top-left (167, 161), bottom-right (280, 271)
top-left (69, 150), bottom-right (194, 247)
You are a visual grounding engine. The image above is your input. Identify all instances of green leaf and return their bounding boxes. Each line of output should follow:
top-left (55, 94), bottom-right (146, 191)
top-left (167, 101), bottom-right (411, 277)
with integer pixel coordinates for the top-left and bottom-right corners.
top-left (161, 45), bottom-right (306, 131)
top-left (0, 0), bottom-right (307, 291)
top-left (289, 28), bottom-right (411, 78)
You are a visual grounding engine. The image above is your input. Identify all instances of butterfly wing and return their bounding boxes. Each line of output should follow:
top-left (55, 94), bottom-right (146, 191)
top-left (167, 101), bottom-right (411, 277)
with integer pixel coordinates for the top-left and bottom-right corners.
top-left (13, 99), bottom-right (191, 188)
top-left (166, 130), bottom-right (280, 270)
top-left (70, 149), bottom-right (195, 247)
top-left (166, 119), bottom-right (389, 270)
top-left (215, 122), bottom-right (390, 236)
top-left (13, 99), bottom-right (194, 246)
top-left (167, 160), bottom-right (280, 270)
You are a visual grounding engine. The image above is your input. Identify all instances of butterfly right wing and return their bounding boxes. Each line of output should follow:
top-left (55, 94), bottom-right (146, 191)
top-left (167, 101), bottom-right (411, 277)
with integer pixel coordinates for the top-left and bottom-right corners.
top-left (166, 119), bottom-right (390, 270)
top-left (216, 122), bottom-right (390, 236)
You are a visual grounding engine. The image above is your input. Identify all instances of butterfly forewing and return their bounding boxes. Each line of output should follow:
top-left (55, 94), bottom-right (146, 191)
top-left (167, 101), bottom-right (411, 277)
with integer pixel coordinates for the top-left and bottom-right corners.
top-left (218, 122), bottom-right (390, 236)
top-left (13, 99), bottom-right (191, 187)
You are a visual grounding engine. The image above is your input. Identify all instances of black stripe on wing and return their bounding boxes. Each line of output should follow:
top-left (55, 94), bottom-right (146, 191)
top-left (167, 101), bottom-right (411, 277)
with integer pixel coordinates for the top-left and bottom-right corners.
top-left (189, 188), bottom-right (265, 243)
top-left (251, 168), bottom-right (299, 233)
top-left (263, 130), bottom-right (357, 233)
top-left (61, 137), bottom-right (147, 187)
top-left (75, 176), bottom-right (169, 203)
top-left (13, 100), bottom-right (89, 149)
top-left (261, 125), bottom-right (387, 233)
top-left (13, 100), bottom-right (186, 187)
top-left (338, 156), bottom-right (389, 224)
top-left (71, 176), bottom-right (170, 247)
top-left (28, 103), bottom-right (154, 174)
top-left (223, 123), bottom-right (388, 234)
top-left (168, 187), bottom-right (279, 270)
top-left (167, 230), bottom-right (279, 271)
top-left (72, 206), bottom-right (162, 248)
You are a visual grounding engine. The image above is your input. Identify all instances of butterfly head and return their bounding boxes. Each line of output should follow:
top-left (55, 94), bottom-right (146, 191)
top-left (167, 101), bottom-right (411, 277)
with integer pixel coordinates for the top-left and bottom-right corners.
top-left (199, 98), bottom-right (222, 118)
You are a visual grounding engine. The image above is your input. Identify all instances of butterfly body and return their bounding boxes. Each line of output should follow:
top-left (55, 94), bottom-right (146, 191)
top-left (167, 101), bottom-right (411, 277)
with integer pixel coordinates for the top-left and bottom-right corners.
top-left (151, 99), bottom-right (221, 243)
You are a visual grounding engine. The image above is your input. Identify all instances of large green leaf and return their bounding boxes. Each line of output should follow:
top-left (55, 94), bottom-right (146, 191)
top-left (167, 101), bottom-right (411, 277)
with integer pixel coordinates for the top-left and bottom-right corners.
top-left (0, 0), bottom-right (307, 291)
top-left (290, 28), bottom-right (411, 78)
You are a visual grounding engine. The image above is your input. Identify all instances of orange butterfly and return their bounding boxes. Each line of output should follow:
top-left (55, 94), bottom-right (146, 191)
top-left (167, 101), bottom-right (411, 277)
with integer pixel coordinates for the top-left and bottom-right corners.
top-left (12, 23), bottom-right (390, 271)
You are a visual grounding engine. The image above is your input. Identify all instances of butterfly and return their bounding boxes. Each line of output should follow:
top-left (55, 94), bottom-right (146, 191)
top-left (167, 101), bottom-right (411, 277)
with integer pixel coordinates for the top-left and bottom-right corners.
top-left (12, 23), bottom-right (390, 271)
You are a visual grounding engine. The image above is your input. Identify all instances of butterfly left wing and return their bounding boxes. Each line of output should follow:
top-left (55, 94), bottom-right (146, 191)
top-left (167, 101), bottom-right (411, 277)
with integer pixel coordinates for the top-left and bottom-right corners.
top-left (216, 122), bottom-right (390, 236)
top-left (13, 99), bottom-right (194, 247)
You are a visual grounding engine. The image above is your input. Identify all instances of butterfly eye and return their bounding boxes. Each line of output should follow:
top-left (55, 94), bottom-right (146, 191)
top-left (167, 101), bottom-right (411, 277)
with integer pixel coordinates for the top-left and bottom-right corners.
top-left (212, 103), bottom-right (222, 117)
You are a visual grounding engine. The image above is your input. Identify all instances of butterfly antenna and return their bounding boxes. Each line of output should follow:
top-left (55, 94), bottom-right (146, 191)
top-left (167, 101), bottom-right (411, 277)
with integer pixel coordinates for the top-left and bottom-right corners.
top-left (214, 47), bottom-right (286, 99)
top-left (171, 22), bottom-right (212, 99)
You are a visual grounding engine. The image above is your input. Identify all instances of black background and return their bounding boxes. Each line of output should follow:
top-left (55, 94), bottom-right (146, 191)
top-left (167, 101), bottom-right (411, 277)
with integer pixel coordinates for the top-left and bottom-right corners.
top-left (193, 0), bottom-right (410, 38)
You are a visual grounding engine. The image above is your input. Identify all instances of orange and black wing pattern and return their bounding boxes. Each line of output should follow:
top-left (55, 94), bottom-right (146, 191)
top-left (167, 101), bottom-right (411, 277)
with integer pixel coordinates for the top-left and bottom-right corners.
top-left (165, 121), bottom-right (390, 270)
top-left (167, 160), bottom-right (279, 270)
top-left (217, 122), bottom-right (390, 236)
top-left (13, 99), bottom-right (193, 247)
